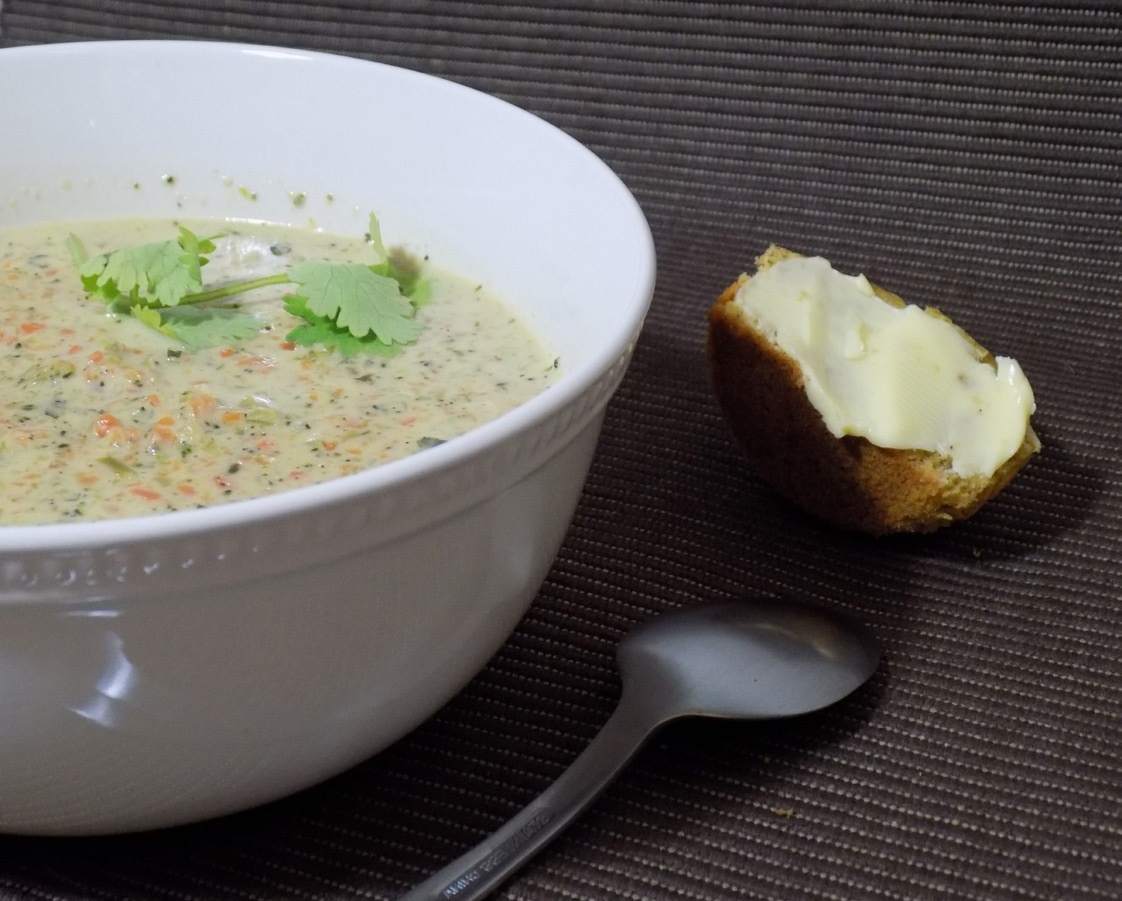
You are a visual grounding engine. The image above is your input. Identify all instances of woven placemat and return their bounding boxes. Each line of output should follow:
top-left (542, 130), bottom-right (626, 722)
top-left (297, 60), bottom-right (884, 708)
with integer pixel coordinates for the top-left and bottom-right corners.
top-left (1, 2), bottom-right (1120, 899)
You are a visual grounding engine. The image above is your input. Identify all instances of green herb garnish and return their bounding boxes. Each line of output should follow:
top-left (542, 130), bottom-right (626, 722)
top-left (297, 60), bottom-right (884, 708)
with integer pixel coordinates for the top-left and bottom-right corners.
top-left (283, 295), bottom-right (401, 358)
top-left (132, 305), bottom-right (264, 351)
top-left (76, 226), bottom-right (215, 308)
top-left (69, 213), bottom-right (424, 355)
top-left (245, 406), bottom-right (278, 425)
top-left (98, 455), bottom-right (134, 476)
top-left (285, 262), bottom-right (420, 346)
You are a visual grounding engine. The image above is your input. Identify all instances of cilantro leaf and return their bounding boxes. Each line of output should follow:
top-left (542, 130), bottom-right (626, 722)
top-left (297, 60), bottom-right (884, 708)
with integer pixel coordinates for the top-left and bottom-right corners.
top-left (66, 234), bottom-right (104, 295)
top-left (72, 213), bottom-right (426, 359)
top-left (160, 307), bottom-right (262, 350)
top-left (283, 295), bottom-right (400, 358)
top-left (287, 261), bottom-right (421, 345)
top-left (366, 212), bottom-right (387, 263)
top-left (80, 226), bottom-right (214, 307)
top-left (131, 304), bottom-right (262, 350)
top-left (376, 250), bottom-right (418, 293)
top-left (130, 305), bottom-right (178, 340)
top-left (66, 233), bottom-right (89, 268)
top-left (407, 278), bottom-right (433, 307)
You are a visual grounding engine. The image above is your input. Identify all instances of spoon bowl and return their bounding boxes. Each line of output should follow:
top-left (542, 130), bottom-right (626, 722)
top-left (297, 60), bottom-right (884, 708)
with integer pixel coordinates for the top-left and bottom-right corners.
top-left (403, 599), bottom-right (880, 900)
top-left (620, 600), bottom-right (881, 723)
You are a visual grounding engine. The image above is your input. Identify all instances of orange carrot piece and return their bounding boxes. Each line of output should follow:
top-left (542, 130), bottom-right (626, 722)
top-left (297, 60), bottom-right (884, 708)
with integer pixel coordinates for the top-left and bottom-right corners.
top-left (177, 483), bottom-right (196, 496)
top-left (148, 394), bottom-right (161, 407)
top-left (237, 354), bottom-right (275, 371)
top-left (129, 486), bottom-right (161, 501)
top-left (20, 322), bottom-right (45, 334)
top-left (189, 393), bottom-right (216, 417)
top-left (221, 410), bottom-right (244, 424)
top-left (94, 413), bottom-right (121, 437)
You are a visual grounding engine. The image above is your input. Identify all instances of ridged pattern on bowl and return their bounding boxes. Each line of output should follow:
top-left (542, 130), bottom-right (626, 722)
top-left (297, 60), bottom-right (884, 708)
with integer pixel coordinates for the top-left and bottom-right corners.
top-left (0, 345), bottom-right (636, 605)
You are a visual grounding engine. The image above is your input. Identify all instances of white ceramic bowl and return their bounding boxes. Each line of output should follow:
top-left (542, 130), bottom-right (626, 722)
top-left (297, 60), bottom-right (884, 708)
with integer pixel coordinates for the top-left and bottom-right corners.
top-left (0, 41), bottom-right (654, 835)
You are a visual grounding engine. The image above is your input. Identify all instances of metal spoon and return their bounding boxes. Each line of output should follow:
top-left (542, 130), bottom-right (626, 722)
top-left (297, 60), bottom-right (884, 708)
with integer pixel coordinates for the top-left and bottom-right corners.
top-left (402, 600), bottom-right (880, 901)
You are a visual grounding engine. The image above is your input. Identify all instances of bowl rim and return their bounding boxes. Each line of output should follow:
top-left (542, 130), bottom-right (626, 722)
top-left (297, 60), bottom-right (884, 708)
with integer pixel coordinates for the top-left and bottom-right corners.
top-left (0, 39), bottom-right (656, 551)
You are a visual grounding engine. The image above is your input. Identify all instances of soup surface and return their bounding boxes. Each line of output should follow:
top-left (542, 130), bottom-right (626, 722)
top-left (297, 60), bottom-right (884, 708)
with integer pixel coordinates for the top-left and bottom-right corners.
top-left (0, 219), bottom-right (557, 524)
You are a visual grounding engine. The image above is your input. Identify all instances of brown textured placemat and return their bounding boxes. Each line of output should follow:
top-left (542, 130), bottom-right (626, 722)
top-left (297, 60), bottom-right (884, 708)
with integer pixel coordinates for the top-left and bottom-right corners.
top-left (2, 2), bottom-right (1121, 899)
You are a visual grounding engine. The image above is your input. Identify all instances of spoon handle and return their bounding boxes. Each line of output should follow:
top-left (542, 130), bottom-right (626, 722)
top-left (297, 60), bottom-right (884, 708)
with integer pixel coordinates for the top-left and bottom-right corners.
top-left (400, 700), bottom-right (655, 901)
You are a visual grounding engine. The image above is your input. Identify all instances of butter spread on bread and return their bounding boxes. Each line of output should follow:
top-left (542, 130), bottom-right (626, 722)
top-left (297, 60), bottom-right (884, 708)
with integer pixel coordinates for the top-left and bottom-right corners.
top-left (731, 254), bottom-right (1034, 478)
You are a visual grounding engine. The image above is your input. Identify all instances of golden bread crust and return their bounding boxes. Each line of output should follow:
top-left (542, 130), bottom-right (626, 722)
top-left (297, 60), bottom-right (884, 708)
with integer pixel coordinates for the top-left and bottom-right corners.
top-left (707, 247), bottom-right (1038, 534)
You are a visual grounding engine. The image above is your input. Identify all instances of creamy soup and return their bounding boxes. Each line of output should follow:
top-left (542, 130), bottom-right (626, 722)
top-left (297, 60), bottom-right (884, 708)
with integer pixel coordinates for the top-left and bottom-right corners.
top-left (0, 219), bottom-right (557, 524)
